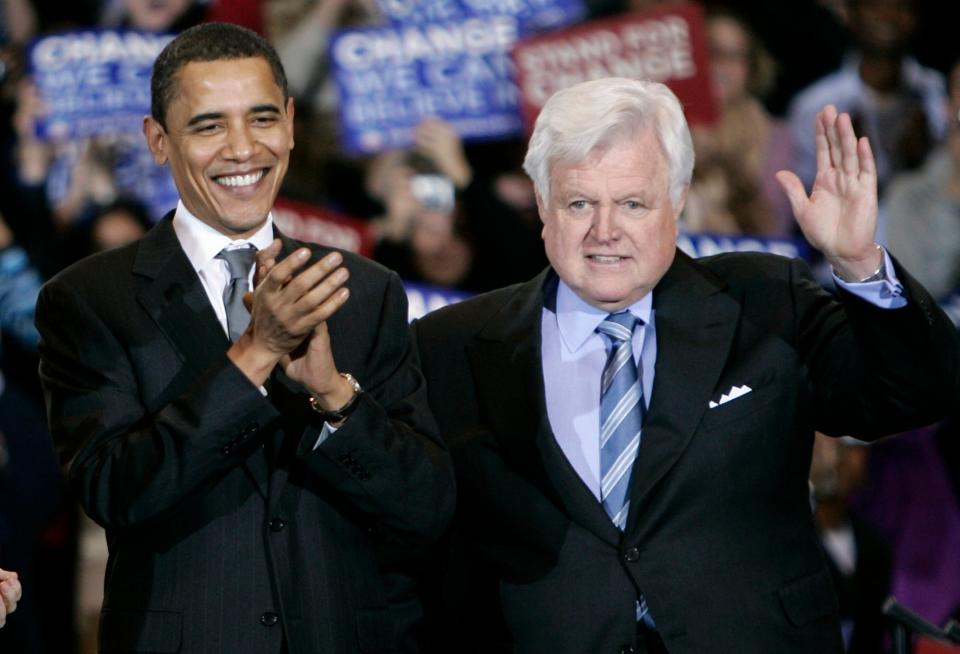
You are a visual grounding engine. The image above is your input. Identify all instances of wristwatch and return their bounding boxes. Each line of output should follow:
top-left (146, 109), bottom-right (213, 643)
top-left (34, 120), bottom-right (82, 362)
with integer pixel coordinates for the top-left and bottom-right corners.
top-left (308, 373), bottom-right (363, 423)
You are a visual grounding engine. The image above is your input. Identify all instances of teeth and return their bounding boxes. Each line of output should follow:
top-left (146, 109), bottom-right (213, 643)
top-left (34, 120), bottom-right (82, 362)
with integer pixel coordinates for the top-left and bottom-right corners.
top-left (591, 255), bottom-right (622, 263)
top-left (216, 170), bottom-right (264, 187)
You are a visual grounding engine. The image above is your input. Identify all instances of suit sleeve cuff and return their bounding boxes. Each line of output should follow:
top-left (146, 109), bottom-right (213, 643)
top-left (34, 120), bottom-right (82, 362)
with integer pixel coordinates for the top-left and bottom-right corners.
top-left (833, 248), bottom-right (906, 309)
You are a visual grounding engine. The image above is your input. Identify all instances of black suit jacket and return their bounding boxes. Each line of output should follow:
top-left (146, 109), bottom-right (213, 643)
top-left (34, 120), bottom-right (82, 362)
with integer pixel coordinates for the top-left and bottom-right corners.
top-left (413, 250), bottom-right (959, 654)
top-left (36, 216), bottom-right (455, 654)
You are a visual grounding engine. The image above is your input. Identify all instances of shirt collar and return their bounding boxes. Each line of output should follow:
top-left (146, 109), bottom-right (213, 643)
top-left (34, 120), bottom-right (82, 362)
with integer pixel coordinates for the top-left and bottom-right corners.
top-left (172, 200), bottom-right (275, 272)
top-left (553, 280), bottom-right (653, 354)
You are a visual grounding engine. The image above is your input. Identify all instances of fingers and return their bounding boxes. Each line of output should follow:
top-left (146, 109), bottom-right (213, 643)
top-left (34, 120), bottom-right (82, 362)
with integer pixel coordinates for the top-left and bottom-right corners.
top-left (814, 107), bottom-right (831, 176)
top-left (0, 570), bottom-right (21, 622)
top-left (280, 251), bottom-right (346, 305)
top-left (260, 246), bottom-right (313, 291)
top-left (858, 135), bottom-right (877, 179)
top-left (837, 112), bottom-right (860, 177)
top-left (818, 105), bottom-right (843, 171)
top-left (775, 170), bottom-right (807, 220)
top-left (817, 105), bottom-right (876, 179)
top-left (254, 248), bottom-right (350, 339)
top-left (254, 238), bottom-right (282, 287)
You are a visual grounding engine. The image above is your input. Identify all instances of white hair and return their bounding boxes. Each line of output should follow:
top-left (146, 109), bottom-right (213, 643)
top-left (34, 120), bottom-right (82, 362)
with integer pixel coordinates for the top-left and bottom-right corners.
top-left (522, 77), bottom-right (695, 208)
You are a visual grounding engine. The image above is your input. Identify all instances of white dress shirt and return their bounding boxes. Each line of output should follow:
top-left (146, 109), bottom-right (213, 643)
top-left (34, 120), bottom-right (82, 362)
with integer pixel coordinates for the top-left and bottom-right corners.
top-left (172, 200), bottom-right (276, 340)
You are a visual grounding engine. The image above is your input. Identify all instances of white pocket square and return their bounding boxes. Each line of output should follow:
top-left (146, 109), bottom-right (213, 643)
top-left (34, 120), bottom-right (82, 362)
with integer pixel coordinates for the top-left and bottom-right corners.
top-left (708, 384), bottom-right (753, 409)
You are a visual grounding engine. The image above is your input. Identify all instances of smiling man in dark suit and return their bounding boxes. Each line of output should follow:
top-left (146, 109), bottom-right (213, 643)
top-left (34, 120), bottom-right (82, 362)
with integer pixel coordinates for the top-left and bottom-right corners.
top-left (35, 22), bottom-right (453, 654)
top-left (413, 77), bottom-right (959, 654)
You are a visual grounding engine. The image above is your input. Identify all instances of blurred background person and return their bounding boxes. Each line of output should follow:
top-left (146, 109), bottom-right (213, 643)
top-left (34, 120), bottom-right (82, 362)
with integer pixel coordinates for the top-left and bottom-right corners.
top-left (882, 55), bottom-right (960, 301)
top-left (369, 118), bottom-right (550, 293)
top-left (369, 121), bottom-right (480, 292)
top-left (0, 211), bottom-right (64, 654)
top-left (273, 0), bottom-right (383, 214)
top-left (683, 7), bottom-right (794, 236)
top-left (811, 433), bottom-right (892, 654)
top-left (99, 0), bottom-right (203, 32)
top-left (788, 0), bottom-right (947, 198)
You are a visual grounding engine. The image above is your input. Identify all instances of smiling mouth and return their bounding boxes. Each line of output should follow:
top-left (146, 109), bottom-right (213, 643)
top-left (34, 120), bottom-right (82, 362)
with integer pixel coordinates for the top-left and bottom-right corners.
top-left (214, 169), bottom-right (266, 188)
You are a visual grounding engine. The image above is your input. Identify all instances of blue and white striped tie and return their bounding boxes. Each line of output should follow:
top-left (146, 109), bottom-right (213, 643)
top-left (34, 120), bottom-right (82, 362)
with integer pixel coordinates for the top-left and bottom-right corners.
top-left (597, 312), bottom-right (644, 531)
top-left (598, 312), bottom-right (656, 627)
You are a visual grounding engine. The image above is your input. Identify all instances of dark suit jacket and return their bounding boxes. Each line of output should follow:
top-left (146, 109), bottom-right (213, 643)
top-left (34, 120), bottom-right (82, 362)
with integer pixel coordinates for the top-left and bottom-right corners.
top-left (413, 250), bottom-right (959, 654)
top-left (35, 216), bottom-right (455, 654)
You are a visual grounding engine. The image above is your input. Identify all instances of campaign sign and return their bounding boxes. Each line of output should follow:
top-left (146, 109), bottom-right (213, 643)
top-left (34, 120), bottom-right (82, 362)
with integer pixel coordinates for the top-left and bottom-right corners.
top-left (376, 0), bottom-right (586, 32)
top-left (110, 133), bottom-right (180, 220)
top-left (272, 197), bottom-right (375, 258)
top-left (512, 2), bottom-right (716, 132)
top-left (677, 231), bottom-right (811, 262)
top-left (331, 15), bottom-right (529, 154)
top-left (404, 280), bottom-right (472, 321)
top-left (29, 29), bottom-right (173, 140)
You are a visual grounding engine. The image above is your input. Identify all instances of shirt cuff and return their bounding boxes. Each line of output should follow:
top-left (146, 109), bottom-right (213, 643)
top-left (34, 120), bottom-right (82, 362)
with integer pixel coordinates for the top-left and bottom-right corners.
top-left (312, 422), bottom-right (339, 450)
top-left (832, 248), bottom-right (906, 309)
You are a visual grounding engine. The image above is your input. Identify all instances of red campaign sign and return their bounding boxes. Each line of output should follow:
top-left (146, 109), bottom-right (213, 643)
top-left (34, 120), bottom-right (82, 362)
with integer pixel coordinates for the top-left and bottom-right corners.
top-left (916, 638), bottom-right (960, 654)
top-left (272, 197), bottom-right (374, 258)
top-left (511, 1), bottom-right (716, 132)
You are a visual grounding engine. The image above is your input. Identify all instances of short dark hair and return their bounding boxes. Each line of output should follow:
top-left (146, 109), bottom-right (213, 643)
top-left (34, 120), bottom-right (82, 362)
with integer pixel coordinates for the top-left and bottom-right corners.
top-left (150, 22), bottom-right (289, 129)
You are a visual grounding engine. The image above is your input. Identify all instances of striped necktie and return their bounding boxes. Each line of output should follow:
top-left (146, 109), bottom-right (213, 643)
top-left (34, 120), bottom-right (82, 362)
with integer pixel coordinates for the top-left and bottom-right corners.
top-left (597, 311), bottom-right (656, 627)
top-left (597, 311), bottom-right (645, 531)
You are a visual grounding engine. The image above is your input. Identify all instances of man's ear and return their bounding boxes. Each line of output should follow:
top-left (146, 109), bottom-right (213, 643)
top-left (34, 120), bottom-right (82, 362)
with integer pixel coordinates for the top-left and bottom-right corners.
top-left (535, 189), bottom-right (547, 222)
top-left (674, 185), bottom-right (689, 220)
top-left (143, 116), bottom-right (168, 165)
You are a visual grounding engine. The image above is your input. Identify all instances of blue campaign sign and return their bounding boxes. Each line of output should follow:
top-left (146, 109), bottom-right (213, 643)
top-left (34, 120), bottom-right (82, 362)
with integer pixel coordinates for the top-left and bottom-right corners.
top-left (376, 0), bottom-right (586, 32)
top-left (29, 29), bottom-right (173, 140)
top-left (677, 231), bottom-right (812, 262)
top-left (404, 281), bottom-right (472, 321)
top-left (332, 0), bottom-right (585, 155)
top-left (331, 16), bottom-right (527, 154)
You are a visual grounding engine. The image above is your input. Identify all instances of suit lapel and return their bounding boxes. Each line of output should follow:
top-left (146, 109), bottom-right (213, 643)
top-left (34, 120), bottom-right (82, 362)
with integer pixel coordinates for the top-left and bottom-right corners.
top-left (132, 215), bottom-right (270, 500)
top-left (625, 251), bottom-right (740, 534)
top-left (467, 270), bottom-right (620, 546)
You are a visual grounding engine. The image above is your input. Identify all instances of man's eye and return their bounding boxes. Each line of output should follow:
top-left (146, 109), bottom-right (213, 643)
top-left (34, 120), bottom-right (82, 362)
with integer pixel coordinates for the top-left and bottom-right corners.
top-left (624, 200), bottom-right (646, 211)
top-left (569, 200), bottom-right (588, 210)
top-left (252, 115), bottom-right (278, 126)
top-left (194, 123), bottom-right (220, 134)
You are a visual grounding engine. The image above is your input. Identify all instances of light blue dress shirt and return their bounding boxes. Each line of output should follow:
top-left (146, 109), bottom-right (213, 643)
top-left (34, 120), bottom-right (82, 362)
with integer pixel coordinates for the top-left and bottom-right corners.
top-left (540, 250), bottom-right (904, 501)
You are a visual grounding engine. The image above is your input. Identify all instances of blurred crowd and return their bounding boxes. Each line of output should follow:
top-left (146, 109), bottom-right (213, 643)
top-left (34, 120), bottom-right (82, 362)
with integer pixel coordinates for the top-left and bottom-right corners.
top-left (0, 0), bottom-right (958, 652)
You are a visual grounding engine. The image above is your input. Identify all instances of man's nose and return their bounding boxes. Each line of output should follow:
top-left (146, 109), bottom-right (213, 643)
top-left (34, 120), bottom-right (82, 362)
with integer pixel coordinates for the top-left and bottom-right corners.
top-left (590, 205), bottom-right (619, 242)
top-left (224, 124), bottom-right (255, 161)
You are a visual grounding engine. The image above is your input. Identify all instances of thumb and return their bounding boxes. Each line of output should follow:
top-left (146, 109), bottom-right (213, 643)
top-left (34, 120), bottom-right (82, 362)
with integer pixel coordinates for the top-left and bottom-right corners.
top-left (775, 170), bottom-right (808, 222)
top-left (255, 239), bottom-right (282, 287)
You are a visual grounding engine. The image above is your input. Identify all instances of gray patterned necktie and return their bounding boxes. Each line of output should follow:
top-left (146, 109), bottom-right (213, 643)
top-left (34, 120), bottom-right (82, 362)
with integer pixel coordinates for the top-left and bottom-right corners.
top-left (215, 245), bottom-right (257, 342)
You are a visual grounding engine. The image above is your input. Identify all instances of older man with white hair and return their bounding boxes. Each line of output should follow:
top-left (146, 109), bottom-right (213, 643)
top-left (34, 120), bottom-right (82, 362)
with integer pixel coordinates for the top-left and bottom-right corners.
top-left (413, 77), bottom-right (959, 654)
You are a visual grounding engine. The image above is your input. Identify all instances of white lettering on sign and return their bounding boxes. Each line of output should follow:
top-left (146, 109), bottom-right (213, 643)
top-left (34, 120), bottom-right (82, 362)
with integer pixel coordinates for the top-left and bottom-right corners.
top-left (32, 31), bottom-right (172, 70)
top-left (333, 17), bottom-right (518, 70)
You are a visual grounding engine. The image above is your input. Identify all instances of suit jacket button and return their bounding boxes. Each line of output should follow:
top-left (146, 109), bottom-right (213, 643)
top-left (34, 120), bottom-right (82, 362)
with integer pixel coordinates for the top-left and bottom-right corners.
top-left (221, 444), bottom-right (233, 455)
top-left (619, 646), bottom-right (637, 654)
top-left (269, 518), bottom-right (286, 532)
top-left (260, 612), bottom-right (279, 627)
top-left (624, 547), bottom-right (640, 562)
